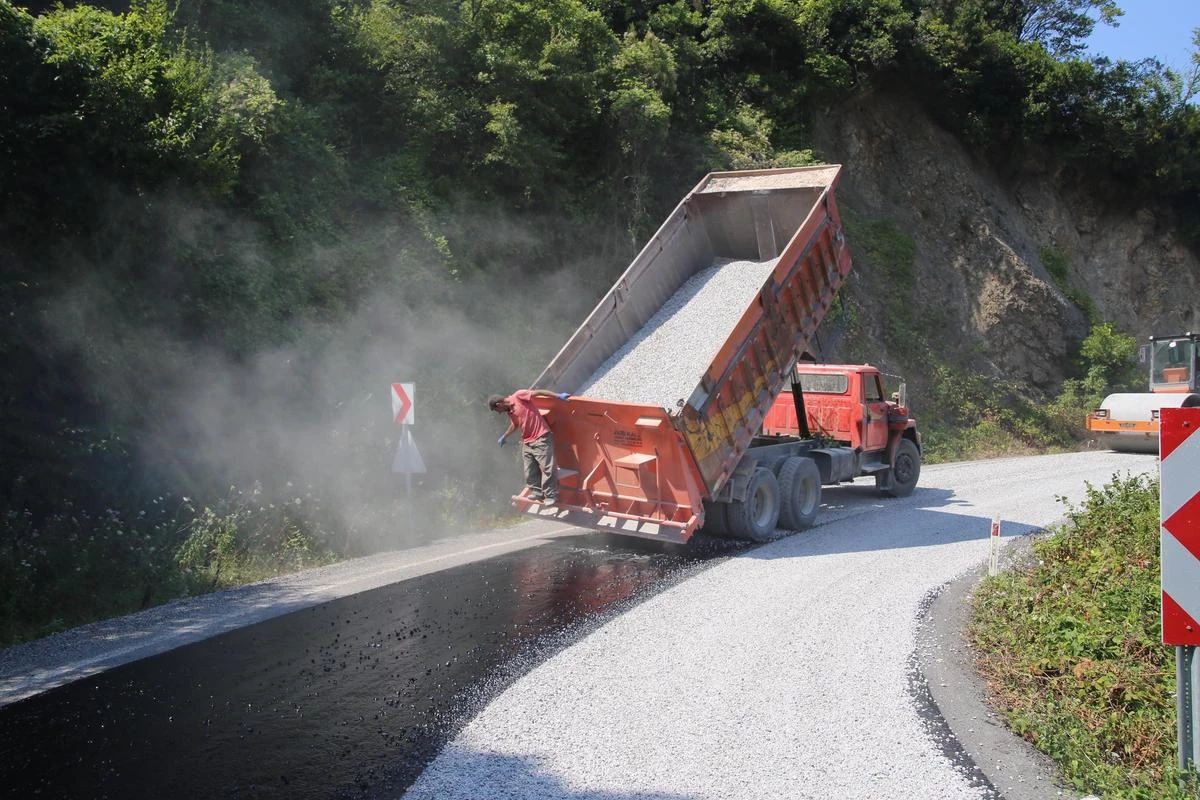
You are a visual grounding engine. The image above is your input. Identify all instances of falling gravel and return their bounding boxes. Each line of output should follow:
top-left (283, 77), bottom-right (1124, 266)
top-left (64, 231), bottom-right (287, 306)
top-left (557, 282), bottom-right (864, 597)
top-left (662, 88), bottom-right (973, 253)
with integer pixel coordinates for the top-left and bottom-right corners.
top-left (577, 257), bottom-right (779, 407)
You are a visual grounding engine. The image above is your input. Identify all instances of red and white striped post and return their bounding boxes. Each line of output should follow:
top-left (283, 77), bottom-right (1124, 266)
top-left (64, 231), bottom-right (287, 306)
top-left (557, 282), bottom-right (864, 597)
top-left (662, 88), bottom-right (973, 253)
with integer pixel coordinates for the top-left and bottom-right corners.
top-left (1161, 407), bottom-right (1200, 777)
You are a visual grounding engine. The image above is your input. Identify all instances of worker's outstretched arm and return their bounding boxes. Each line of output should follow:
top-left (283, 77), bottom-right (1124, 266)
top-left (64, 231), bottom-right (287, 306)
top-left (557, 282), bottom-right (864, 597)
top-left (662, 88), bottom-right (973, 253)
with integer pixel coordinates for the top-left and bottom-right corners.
top-left (498, 421), bottom-right (517, 447)
top-left (529, 389), bottom-right (571, 400)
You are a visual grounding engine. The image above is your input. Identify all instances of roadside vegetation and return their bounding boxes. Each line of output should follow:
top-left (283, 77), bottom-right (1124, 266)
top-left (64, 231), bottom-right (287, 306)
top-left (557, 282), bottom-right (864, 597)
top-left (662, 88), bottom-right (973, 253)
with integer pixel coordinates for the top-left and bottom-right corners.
top-left (915, 320), bottom-right (1140, 462)
top-left (970, 474), bottom-right (1190, 799)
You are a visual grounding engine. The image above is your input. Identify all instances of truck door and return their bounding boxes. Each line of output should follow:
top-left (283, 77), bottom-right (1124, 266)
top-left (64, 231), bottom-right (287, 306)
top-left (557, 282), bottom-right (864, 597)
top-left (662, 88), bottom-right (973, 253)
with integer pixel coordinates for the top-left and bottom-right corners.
top-left (863, 373), bottom-right (889, 452)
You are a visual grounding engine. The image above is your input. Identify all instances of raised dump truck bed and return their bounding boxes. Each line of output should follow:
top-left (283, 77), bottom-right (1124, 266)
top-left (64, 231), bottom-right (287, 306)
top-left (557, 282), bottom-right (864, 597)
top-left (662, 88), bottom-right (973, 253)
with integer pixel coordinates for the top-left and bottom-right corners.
top-left (519, 165), bottom-right (854, 542)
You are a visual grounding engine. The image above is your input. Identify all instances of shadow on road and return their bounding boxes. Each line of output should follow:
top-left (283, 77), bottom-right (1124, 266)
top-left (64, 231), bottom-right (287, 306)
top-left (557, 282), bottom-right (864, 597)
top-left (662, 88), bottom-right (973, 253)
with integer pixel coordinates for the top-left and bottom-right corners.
top-left (744, 485), bottom-right (1041, 559)
top-left (404, 749), bottom-right (693, 799)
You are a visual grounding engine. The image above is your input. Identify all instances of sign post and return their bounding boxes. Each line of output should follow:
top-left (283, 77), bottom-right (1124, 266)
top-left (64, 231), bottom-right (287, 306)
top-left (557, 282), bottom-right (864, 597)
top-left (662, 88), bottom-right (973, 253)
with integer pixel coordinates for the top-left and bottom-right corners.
top-left (390, 383), bottom-right (424, 532)
top-left (988, 514), bottom-right (1001, 576)
top-left (1160, 407), bottom-right (1200, 782)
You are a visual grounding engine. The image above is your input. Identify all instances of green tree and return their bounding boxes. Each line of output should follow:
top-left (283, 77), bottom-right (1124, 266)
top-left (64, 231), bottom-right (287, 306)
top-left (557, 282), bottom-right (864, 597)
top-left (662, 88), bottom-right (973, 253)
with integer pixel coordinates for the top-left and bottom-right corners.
top-left (608, 30), bottom-right (677, 236)
top-left (1010, 0), bottom-right (1122, 57)
top-left (1078, 321), bottom-right (1139, 393)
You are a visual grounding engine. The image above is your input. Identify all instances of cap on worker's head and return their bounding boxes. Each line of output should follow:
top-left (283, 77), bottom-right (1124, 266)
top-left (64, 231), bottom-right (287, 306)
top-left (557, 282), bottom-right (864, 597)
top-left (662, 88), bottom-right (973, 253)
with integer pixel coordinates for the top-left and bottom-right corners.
top-left (487, 394), bottom-right (506, 411)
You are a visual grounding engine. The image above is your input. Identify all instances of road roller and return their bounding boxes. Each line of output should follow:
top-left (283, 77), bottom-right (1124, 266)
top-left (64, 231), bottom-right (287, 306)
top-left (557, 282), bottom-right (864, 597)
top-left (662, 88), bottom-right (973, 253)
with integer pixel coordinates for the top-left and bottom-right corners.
top-left (1086, 332), bottom-right (1200, 453)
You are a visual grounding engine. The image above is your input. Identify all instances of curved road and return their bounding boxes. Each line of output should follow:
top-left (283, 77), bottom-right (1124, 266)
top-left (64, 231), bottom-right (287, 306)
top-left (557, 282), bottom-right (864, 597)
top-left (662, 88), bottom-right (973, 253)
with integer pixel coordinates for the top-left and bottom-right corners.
top-left (405, 451), bottom-right (1157, 800)
top-left (0, 450), bottom-right (1157, 799)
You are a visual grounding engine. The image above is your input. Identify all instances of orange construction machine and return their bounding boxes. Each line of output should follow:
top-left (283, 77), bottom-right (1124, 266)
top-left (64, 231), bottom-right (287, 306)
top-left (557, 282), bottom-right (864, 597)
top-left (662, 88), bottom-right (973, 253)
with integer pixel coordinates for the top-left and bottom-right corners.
top-left (1086, 332), bottom-right (1200, 453)
top-left (511, 165), bottom-right (919, 544)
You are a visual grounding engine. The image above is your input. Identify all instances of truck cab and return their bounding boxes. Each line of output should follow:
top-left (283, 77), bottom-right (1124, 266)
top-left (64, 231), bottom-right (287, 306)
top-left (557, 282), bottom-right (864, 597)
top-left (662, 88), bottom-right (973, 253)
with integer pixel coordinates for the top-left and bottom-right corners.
top-left (763, 364), bottom-right (916, 457)
top-left (694, 362), bottom-right (922, 541)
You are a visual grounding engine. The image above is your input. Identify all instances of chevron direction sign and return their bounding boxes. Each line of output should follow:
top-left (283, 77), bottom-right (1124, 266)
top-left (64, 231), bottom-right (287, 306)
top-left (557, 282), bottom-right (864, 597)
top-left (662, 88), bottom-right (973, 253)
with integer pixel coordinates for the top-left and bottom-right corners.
top-left (1161, 408), bottom-right (1200, 646)
top-left (391, 382), bottom-right (414, 426)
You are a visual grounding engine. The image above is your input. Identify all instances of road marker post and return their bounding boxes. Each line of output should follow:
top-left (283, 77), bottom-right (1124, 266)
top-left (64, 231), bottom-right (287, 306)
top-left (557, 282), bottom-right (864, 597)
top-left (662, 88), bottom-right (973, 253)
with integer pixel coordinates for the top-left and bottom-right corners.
top-left (988, 514), bottom-right (1001, 576)
top-left (390, 383), bottom-right (425, 532)
top-left (1160, 407), bottom-right (1200, 783)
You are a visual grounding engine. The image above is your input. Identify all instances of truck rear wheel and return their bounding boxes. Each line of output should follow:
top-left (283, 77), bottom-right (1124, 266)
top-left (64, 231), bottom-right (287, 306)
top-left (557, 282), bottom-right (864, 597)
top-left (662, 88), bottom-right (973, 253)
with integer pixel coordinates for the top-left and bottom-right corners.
top-left (880, 438), bottom-right (920, 498)
top-left (726, 467), bottom-right (781, 542)
top-left (778, 457), bottom-right (821, 530)
top-left (701, 500), bottom-right (730, 537)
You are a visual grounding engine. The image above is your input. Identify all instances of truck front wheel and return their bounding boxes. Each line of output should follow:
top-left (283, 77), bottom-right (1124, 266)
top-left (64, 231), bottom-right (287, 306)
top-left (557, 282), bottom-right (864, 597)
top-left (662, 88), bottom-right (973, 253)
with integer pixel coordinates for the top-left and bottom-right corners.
top-left (726, 467), bottom-right (781, 542)
top-left (778, 457), bottom-right (821, 530)
top-left (880, 438), bottom-right (921, 498)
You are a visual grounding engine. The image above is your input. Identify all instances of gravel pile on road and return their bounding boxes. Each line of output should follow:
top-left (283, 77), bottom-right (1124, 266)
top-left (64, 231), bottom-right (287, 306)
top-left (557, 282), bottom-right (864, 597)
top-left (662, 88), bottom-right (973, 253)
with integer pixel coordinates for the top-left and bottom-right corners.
top-left (577, 257), bottom-right (778, 408)
top-left (404, 451), bottom-right (1156, 800)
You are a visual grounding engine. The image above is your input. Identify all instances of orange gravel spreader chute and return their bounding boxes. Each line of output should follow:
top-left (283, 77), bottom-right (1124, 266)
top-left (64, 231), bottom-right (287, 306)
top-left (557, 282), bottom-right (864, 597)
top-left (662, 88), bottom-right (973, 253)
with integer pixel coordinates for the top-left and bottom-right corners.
top-left (513, 397), bottom-right (708, 541)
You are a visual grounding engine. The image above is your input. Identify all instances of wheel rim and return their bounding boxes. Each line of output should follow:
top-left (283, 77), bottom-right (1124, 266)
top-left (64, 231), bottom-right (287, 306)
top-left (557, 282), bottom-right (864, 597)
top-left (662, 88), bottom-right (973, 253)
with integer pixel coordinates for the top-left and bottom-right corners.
top-left (798, 474), bottom-right (818, 514)
top-left (752, 482), bottom-right (775, 528)
top-left (895, 453), bottom-right (914, 484)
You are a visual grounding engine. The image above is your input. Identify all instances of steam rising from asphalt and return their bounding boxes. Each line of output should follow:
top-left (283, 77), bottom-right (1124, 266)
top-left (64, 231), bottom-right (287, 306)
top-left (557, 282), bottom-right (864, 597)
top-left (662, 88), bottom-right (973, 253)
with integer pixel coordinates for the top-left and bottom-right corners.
top-left (41, 193), bottom-right (619, 551)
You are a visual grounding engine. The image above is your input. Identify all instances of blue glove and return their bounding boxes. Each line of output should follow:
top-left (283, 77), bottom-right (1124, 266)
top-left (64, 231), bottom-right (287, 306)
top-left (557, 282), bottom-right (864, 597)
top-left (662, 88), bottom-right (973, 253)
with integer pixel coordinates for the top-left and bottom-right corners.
top-left (557, 392), bottom-right (570, 400)
top-left (497, 435), bottom-right (507, 447)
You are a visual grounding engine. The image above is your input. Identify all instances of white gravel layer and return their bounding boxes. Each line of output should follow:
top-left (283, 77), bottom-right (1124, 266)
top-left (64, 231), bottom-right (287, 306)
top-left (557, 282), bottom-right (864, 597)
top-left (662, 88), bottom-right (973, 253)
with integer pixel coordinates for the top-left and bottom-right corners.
top-left (578, 257), bottom-right (778, 407)
top-left (404, 451), bottom-right (1158, 800)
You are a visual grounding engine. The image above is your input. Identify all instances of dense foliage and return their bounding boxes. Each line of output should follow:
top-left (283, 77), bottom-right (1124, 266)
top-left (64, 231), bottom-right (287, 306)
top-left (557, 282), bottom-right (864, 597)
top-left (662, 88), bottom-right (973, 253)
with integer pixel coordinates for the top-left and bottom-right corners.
top-left (1, 0), bottom-right (1198, 642)
top-left (971, 474), bottom-right (1189, 798)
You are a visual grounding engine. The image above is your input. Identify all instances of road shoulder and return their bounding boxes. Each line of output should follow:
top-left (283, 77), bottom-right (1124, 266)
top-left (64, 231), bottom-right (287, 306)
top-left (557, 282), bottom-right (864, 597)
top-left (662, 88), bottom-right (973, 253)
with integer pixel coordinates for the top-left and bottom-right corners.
top-left (0, 519), bottom-right (579, 708)
top-left (918, 535), bottom-right (1080, 800)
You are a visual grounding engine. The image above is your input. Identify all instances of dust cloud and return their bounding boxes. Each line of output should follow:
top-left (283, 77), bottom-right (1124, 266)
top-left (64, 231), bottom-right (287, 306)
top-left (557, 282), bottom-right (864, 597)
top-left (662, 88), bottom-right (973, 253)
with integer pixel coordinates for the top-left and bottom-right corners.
top-left (40, 192), bottom-right (618, 554)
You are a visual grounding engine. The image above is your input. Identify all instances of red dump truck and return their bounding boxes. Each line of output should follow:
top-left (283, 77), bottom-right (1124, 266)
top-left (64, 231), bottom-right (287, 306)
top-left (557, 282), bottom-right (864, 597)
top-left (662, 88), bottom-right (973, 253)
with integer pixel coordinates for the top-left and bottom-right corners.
top-left (759, 362), bottom-right (921, 522)
top-left (514, 165), bottom-right (917, 543)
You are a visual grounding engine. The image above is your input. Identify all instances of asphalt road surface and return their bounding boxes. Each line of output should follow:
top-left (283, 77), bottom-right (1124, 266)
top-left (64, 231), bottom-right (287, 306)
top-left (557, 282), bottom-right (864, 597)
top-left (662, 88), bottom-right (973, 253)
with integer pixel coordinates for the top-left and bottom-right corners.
top-left (0, 450), bottom-right (1157, 799)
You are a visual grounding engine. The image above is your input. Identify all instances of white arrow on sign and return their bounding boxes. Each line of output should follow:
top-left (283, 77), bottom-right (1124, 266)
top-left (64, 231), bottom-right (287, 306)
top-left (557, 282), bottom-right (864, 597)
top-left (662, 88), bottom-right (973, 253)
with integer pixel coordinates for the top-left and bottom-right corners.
top-left (391, 383), bottom-right (414, 426)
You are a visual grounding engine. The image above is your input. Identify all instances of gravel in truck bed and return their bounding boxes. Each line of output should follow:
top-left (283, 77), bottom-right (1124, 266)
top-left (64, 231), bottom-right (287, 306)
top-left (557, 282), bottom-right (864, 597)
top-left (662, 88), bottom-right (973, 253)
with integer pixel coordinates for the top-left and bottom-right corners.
top-left (577, 257), bottom-right (779, 407)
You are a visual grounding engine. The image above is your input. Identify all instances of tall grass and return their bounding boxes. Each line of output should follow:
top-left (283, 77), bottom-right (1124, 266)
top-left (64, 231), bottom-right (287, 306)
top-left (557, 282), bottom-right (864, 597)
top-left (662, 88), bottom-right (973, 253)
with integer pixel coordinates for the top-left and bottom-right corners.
top-left (970, 474), bottom-right (1192, 799)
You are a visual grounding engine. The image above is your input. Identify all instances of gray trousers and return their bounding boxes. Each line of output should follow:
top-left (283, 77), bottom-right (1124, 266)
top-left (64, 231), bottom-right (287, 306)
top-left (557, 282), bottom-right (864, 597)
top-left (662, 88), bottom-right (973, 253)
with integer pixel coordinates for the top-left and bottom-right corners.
top-left (522, 433), bottom-right (558, 502)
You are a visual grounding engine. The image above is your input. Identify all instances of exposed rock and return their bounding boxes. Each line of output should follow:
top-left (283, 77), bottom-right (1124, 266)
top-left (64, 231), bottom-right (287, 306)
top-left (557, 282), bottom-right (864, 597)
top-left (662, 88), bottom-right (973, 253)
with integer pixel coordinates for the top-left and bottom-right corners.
top-left (809, 91), bottom-right (1200, 397)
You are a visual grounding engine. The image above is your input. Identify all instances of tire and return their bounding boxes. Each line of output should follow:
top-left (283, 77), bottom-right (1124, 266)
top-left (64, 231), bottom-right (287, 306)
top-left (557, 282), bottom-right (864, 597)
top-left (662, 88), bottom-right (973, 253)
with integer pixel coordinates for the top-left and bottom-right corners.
top-left (778, 457), bottom-right (821, 530)
top-left (701, 499), bottom-right (730, 537)
top-left (726, 467), bottom-right (781, 542)
top-left (881, 438), bottom-right (921, 498)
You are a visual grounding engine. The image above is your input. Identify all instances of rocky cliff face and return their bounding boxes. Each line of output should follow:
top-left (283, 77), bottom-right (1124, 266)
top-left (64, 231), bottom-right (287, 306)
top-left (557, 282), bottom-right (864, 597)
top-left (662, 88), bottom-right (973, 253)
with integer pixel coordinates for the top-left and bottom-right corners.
top-left (810, 91), bottom-right (1200, 398)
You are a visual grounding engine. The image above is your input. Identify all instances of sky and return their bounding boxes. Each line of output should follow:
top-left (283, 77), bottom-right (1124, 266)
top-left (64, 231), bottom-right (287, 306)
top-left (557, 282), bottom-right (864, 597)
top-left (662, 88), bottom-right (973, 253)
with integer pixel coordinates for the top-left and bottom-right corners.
top-left (1085, 0), bottom-right (1200, 72)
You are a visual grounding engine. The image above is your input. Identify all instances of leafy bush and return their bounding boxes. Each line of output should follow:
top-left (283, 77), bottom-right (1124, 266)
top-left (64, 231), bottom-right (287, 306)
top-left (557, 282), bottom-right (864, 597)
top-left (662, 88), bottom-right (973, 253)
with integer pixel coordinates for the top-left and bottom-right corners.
top-left (971, 474), bottom-right (1191, 799)
top-left (0, 497), bottom-right (193, 644)
top-left (175, 486), bottom-right (338, 592)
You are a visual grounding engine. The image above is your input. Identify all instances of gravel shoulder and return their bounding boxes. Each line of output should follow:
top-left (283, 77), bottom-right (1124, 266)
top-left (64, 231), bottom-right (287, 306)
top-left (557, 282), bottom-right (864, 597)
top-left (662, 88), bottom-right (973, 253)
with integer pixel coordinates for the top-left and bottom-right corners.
top-left (918, 535), bottom-right (1081, 800)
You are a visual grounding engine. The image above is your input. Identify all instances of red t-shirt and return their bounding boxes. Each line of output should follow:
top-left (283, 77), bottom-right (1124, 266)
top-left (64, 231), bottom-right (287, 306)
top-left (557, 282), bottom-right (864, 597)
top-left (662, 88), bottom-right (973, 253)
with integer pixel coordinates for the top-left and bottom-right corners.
top-left (507, 389), bottom-right (551, 443)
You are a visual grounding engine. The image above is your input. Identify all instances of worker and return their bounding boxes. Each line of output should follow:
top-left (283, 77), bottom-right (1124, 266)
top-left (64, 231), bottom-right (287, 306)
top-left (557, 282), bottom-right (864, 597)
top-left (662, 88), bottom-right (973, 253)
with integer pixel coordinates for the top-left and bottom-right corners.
top-left (488, 389), bottom-right (571, 504)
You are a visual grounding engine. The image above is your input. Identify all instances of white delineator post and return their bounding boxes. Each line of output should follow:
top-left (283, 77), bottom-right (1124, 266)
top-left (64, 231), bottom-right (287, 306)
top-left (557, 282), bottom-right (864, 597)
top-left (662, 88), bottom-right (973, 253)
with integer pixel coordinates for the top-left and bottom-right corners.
top-left (1160, 407), bottom-right (1200, 779)
top-left (988, 514), bottom-right (1001, 576)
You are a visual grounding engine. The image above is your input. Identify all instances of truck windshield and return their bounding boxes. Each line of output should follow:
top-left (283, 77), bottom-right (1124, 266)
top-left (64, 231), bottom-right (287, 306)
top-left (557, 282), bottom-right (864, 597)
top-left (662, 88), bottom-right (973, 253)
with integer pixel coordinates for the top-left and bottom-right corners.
top-left (796, 372), bottom-right (848, 394)
top-left (1151, 338), bottom-right (1196, 387)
